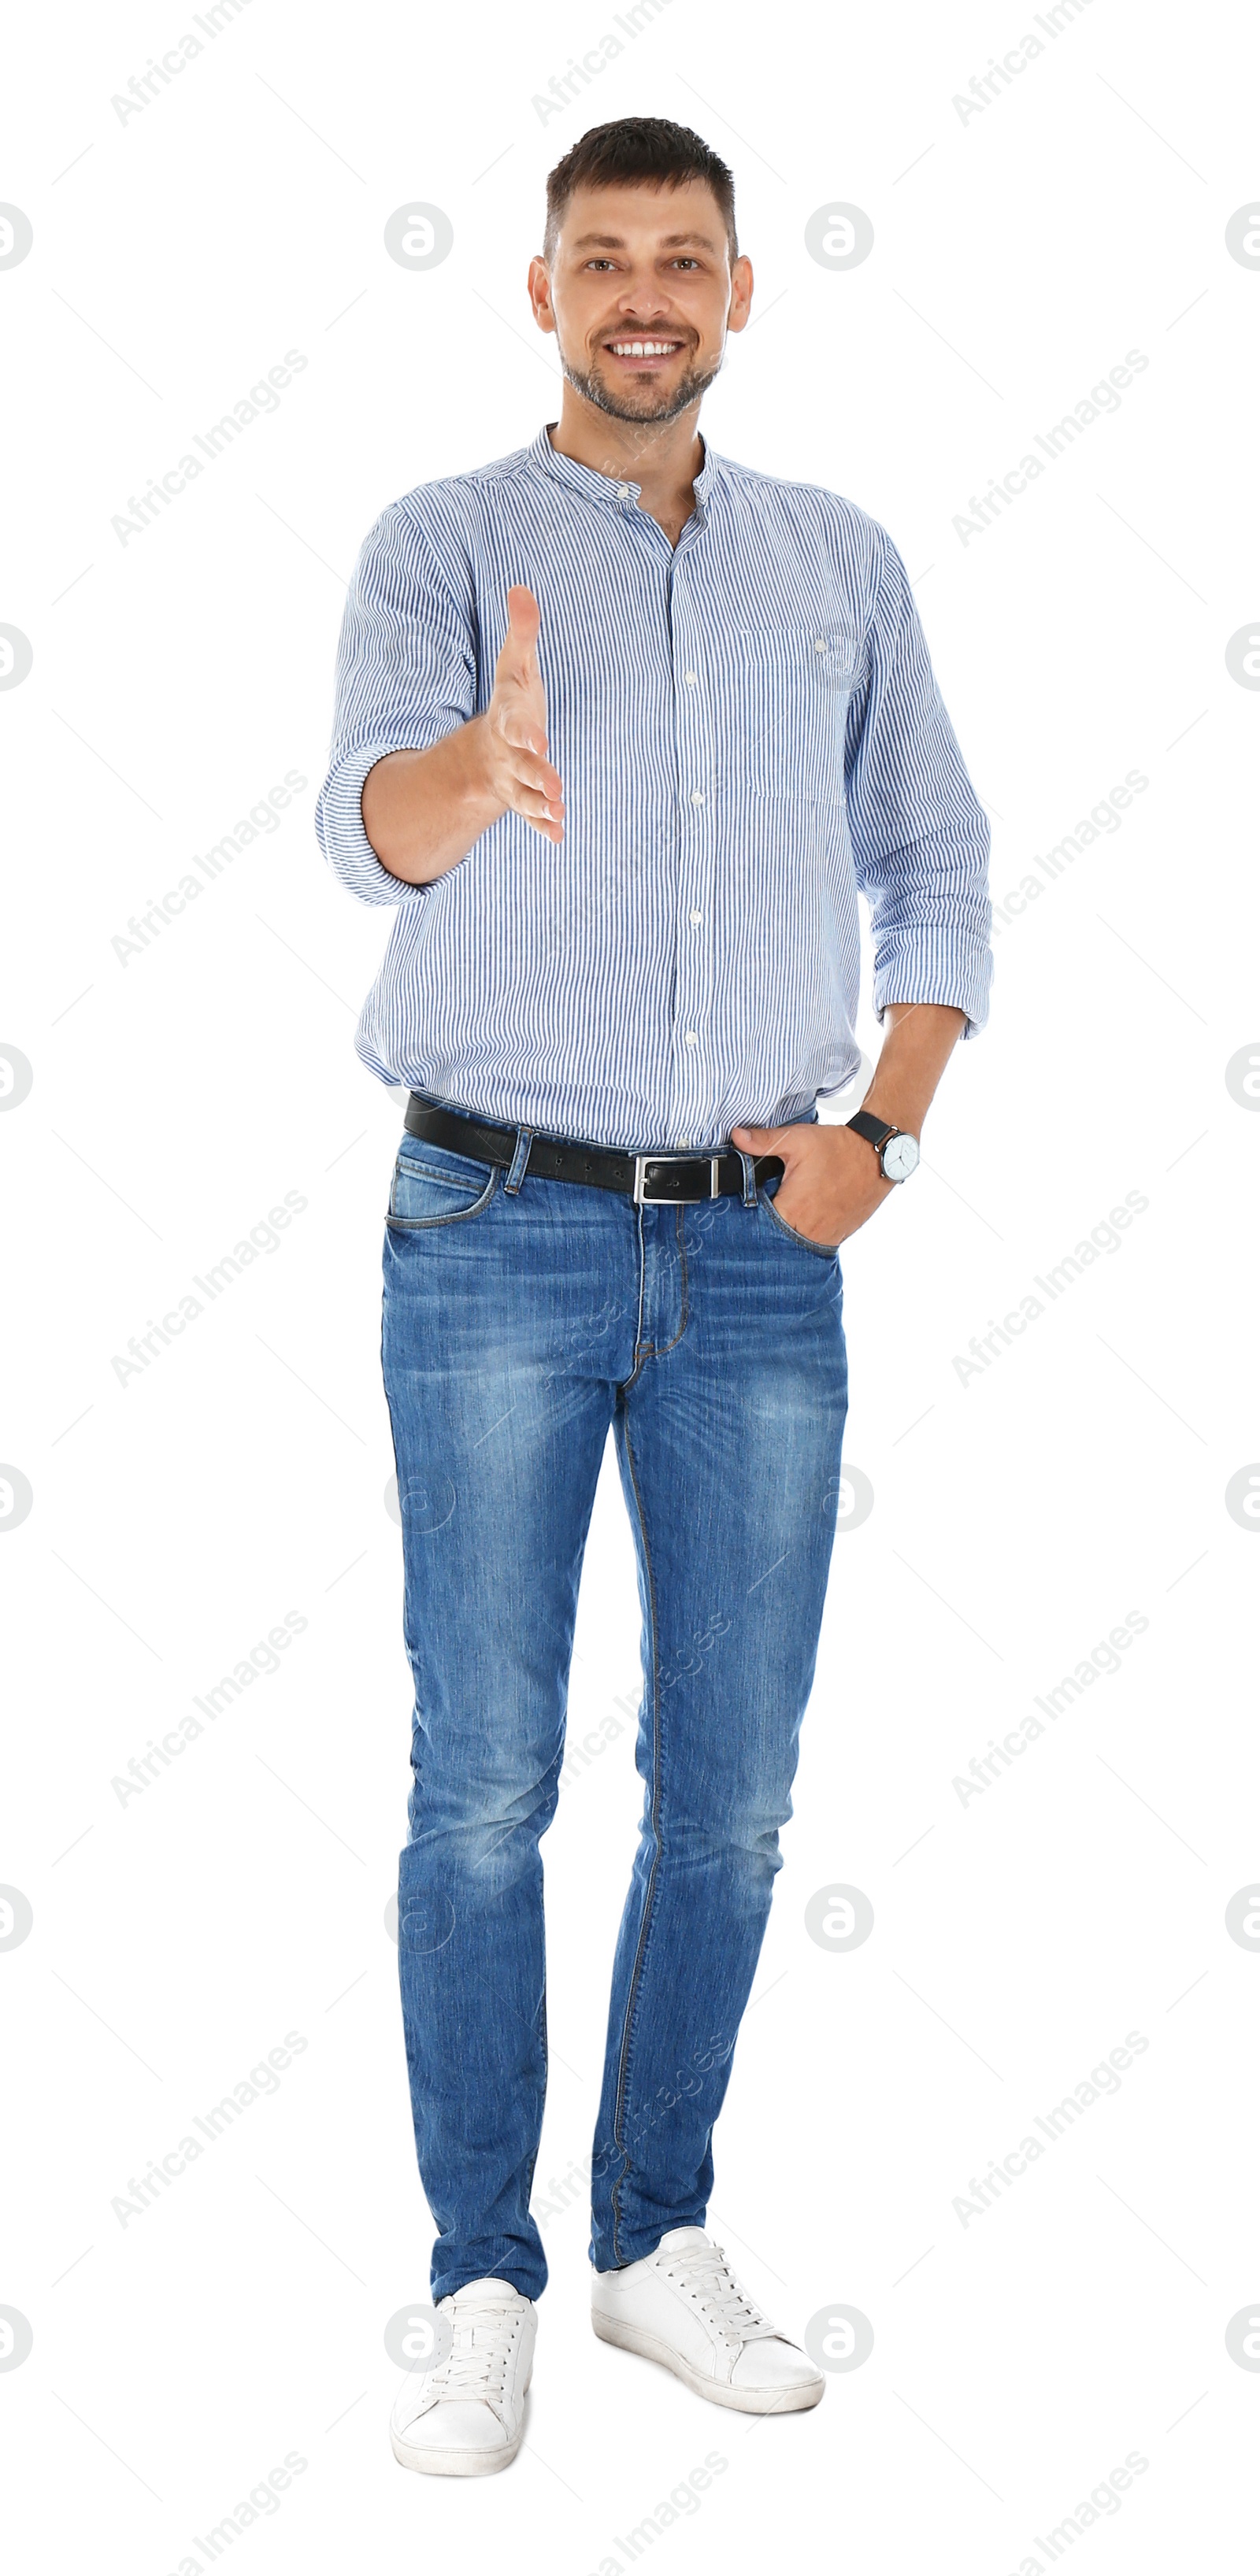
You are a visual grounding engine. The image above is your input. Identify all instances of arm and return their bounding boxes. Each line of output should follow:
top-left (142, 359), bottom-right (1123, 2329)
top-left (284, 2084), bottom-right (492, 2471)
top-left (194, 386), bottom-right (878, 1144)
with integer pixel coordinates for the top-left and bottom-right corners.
top-left (314, 492), bottom-right (562, 903)
top-left (731, 1002), bottom-right (965, 1246)
top-left (862, 999), bottom-right (969, 1134)
top-left (732, 528), bottom-right (991, 1245)
top-left (845, 527), bottom-right (992, 1036)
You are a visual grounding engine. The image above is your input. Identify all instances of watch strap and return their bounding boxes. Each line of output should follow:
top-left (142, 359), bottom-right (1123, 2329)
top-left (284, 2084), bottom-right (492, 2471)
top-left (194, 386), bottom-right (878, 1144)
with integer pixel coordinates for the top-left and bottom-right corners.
top-left (846, 1108), bottom-right (897, 1149)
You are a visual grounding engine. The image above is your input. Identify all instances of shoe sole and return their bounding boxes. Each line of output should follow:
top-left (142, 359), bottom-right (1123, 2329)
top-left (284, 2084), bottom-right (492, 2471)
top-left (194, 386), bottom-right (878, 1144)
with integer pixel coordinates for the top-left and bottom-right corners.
top-left (591, 2314), bottom-right (824, 2415)
top-left (389, 2365), bottom-right (532, 2476)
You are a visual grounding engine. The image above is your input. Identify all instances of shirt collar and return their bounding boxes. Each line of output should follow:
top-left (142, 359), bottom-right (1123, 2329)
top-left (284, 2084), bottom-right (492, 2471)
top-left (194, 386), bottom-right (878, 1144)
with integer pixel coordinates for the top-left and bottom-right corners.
top-left (528, 420), bottom-right (718, 521)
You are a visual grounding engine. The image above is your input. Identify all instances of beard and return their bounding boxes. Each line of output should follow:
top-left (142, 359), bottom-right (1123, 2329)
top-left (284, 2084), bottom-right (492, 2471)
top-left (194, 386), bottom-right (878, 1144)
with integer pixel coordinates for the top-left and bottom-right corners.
top-left (558, 339), bottom-right (724, 426)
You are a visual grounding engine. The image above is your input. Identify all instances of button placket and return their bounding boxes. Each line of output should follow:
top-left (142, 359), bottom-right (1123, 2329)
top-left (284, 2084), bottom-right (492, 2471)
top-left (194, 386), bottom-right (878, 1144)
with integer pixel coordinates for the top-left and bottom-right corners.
top-left (669, 567), bottom-right (717, 1145)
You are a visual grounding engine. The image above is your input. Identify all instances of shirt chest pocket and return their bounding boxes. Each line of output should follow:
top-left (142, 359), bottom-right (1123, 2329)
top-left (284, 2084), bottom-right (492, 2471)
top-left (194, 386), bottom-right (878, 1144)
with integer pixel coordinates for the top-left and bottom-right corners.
top-left (715, 624), bottom-right (862, 807)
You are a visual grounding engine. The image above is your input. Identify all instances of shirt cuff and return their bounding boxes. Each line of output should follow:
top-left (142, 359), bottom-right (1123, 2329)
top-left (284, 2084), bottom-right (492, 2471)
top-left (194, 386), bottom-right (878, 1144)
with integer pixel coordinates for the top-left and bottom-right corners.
top-left (314, 733), bottom-right (460, 908)
top-left (872, 941), bottom-right (993, 1040)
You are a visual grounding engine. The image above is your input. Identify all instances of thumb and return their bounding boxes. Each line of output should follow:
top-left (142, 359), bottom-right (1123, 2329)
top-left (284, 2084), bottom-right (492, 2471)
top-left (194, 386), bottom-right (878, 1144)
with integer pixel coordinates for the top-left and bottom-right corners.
top-left (496, 587), bottom-right (541, 693)
top-left (730, 1123), bottom-right (790, 1154)
top-left (504, 584), bottom-right (540, 653)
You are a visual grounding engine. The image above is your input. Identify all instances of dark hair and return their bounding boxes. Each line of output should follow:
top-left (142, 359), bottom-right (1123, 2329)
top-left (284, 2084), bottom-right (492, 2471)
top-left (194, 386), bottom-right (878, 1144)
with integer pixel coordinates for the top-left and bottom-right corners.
top-left (543, 117), bottom-right (737, 268)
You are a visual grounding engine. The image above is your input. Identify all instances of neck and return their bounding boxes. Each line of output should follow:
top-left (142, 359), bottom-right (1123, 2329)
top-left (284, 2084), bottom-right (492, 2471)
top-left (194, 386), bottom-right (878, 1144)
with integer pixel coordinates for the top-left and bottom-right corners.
top-left (547, 394), bottom-right (705, 523)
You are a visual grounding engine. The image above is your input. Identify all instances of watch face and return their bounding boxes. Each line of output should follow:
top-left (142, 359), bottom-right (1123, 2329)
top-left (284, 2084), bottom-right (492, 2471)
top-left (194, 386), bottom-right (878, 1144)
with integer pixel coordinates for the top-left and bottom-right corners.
top-left (882, 1131), bottom-right (919, 1181)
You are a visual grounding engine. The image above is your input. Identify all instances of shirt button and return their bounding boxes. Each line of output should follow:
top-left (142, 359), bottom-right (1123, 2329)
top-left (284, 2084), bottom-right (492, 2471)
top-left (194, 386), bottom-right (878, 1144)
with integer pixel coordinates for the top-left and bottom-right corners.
top-left (684, 1030), bottom-right (699, 1047)
top-left (617, 483), bottom-right (632, 499)
top-left (689, 909), bottom-right (702, 924)
top-left (684, 670), bottom-right (699, 686)
top-left (691, 788), bottom-right (705, 805)
top-left (676, 1137), bottom-right (691, 1150)
top-left (814, 637), bottom-right (826, 652)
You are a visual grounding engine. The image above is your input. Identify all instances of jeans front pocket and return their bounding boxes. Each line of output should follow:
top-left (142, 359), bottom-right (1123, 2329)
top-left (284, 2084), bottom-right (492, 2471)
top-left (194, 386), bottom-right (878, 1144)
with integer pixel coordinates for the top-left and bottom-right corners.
top-left (387, 1138), bottom-right (500, 1231)
top-left (757, 1179), bottom-right (841, 1260)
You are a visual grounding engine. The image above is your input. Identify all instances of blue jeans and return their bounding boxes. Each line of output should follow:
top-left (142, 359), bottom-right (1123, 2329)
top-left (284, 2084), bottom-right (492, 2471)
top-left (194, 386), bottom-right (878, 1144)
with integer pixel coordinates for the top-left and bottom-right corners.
top-left (380, 1110), bottom-right (848, 2301)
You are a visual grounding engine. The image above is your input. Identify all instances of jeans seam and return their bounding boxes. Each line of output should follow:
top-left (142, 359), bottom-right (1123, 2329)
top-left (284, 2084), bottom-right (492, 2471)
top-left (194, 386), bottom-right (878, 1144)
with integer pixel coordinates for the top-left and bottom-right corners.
top-left (649, 1208), bottom-right (689, 1358)
top-left (628, 1208), bottom-right (690, 1379)
top-left (609, 1407), bottom-right (663, 2266)
top-left (521, 1975), bottom-right (547, 2245)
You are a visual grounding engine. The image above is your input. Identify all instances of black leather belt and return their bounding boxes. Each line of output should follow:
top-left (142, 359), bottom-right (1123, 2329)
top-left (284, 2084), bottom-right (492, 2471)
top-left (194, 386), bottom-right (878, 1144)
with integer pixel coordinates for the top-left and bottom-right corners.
top-left (404, 1095), bottom-right (784, 1206)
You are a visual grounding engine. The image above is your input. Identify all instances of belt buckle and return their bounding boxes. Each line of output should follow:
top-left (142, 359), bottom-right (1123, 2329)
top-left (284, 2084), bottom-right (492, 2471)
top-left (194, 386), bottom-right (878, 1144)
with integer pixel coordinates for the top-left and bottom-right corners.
top-left (632, 1153), bottom-right (721, 1205)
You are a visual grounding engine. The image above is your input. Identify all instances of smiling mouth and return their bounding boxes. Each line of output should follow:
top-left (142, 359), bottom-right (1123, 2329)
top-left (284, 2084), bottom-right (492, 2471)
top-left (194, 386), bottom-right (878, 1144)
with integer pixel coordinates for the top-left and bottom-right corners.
top-left (602, 336), bottom-right (687, 366)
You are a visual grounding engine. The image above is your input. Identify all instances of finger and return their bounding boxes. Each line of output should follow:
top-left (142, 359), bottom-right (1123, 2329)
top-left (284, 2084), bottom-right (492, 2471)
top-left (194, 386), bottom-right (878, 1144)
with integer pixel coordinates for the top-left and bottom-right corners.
top-left (498, 585), bottom-right (541, 680)
top-left (504, 761), bottom-right (564, 813)
top-left (498, 727), bottom-right (561, 780)
top-left (498, 724), bottom-right (563, 794)
top-left (730, 1123), bottom-right (792, 1154)
top-left (494, 645), bottom-right (538, 701)
top-left (510, 783), bottom-right (564, 823)
top-left (495, 683), bottom-right (556, 764)
top-left (498, 724), bottom-right (553, 772)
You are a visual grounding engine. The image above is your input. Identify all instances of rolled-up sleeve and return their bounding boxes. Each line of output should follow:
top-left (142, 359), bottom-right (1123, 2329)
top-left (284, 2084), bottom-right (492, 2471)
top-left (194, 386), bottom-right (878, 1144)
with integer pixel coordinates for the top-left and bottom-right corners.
top-left (314, 498), bottom-right (476, 907)
top-left (845, 531), bottom-right (992, 1036)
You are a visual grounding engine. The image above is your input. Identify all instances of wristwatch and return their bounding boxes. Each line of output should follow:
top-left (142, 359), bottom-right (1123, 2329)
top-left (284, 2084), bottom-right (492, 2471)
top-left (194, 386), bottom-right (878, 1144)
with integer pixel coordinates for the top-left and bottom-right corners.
top-left (845, 1108), bottom-right (920, 1182)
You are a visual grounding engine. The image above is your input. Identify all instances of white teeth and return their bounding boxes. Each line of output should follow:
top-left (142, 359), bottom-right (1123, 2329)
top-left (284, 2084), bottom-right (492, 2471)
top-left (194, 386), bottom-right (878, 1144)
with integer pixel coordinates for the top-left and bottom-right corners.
top-left (609, 341), bottom-right (680, 357)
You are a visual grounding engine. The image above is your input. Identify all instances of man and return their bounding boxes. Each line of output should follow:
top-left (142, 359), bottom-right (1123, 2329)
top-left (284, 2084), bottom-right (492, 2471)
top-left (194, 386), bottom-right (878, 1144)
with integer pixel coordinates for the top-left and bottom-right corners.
top-left (316, 116), bottom-right (991, 2477)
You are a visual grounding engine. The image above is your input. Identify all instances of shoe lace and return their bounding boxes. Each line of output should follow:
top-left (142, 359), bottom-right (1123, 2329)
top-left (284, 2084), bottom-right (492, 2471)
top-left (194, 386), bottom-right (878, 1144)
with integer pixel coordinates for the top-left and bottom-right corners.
top-left (660, 2240), bottom-right (778, 2345)
top-left (429, 2300), bottom-right (521, 2402)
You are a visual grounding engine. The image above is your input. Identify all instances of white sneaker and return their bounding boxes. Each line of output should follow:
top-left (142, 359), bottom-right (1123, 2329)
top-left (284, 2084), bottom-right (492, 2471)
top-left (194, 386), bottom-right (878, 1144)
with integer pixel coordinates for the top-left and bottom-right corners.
top-left (591, 2226), bottom-right (825, 2415)
top-left (390, 2279), bottom-right (536, 2476)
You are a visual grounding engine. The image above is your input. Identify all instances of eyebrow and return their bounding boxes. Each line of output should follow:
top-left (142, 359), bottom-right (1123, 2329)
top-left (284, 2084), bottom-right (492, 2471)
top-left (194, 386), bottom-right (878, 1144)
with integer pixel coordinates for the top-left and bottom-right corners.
top-left (569, 230), bottom-right (721, 254)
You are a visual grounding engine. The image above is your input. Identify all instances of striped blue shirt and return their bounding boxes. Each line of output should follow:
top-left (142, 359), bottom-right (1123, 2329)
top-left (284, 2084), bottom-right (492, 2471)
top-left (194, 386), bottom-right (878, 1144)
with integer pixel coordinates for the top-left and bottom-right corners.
top-left (316, 422), bottom-right (991, 1153)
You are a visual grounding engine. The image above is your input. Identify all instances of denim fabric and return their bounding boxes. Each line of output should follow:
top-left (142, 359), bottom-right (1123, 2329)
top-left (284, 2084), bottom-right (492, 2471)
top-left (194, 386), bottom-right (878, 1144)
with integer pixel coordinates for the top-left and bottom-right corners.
top-left (380, 1115), bottom-right (848, 2300)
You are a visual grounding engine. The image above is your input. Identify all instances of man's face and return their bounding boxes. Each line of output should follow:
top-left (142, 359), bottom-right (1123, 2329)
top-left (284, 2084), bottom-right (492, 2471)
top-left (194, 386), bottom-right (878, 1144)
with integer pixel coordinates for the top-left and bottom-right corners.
top-left (529, 179), bottom-right (752, 427)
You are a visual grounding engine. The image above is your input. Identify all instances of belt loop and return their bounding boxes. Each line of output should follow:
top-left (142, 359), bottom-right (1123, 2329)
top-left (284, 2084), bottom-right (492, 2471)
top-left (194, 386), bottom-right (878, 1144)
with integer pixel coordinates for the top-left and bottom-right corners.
top-left (737, 1149), bottom-right (758, 1208)
top-left (502, 1127), bottom-right (532, 1195)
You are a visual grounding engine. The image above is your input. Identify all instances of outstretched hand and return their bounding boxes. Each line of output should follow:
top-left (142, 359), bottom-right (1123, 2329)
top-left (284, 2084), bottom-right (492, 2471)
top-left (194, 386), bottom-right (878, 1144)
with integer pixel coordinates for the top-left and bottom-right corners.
top-left (480, 586), bottom-right (565, 846)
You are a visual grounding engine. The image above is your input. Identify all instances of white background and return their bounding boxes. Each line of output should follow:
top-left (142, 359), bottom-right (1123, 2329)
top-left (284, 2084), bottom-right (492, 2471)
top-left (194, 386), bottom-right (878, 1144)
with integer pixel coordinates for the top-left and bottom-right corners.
top-left (2, 0), bottom-right (1259, 2567)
